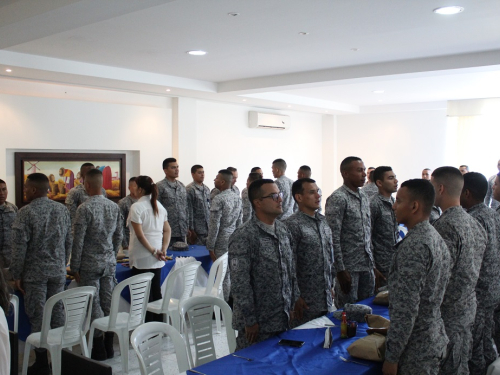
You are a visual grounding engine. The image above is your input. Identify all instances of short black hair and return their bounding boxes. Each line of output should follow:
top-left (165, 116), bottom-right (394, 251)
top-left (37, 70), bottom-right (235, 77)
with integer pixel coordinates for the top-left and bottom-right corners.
top-left (80, 162), bottom-right (94, 170)
top-left (340, 156), bottom-right (362, 172)
top-left (463, 172), bottom-right (488, 201)
top-left (373, 166), bottom-right (393, 185)
top-left (86, 168), bottom-right (103, 178)
top-left (191, 164), bottom-right (203, 174)
top-left (401, 179), bottom-right (435, 216)
top-left (251, 167), bottom-right (262, 173)
top-left (129, 177), bottom-right (137, 183)
top-left (218, 169), bottom-right (233, 183)
top-left (299, 165), bottom-right (311, 172)
top-left (0, 179), bottom-right (5, 185)
top-left (248, 179), bottom-right (275, 210)
top-left (459, 165), bottom-right (469, 170)
top-left (432, 166), bottom-right (464, 197)
top-left (247, 172), bottom-right (262, 184)
top-left (272, 159), bottom-right (287, 171)
top-left (162, 158), bottom-right (176, 169)
top-left (26, 173), bottom-right (49, 191)
top-left (227, 167), bottom-right (237, 173)
top-left (292, 178), bottom-right (316, 203)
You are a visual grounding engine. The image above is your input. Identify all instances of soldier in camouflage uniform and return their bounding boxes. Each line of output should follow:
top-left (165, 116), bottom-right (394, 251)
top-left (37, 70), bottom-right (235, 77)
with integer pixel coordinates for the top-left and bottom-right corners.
top-left (242, 172), bottom-right (262, 223)
top-left (210, 166), bottom-right (241, 199)
top-left (0, 179), bottom-right (18, 268)
top-left (369, 167), bottom-right (399, 283)
top-left (429, 205), bottom-right (442, 224)
top-left (156, 158), bottom-right (188, 244)
top-left (11, 173), bottom-right (72, 375)
top-left (294, 165), bottom-right (322, 213)
top-left (485, 160), bottom-right (500, 209)
top-left (362, 168), bottom-right (379, 199)
top-left (117, 177), bottom-right (137, 249)
top-left (229, 179), bottom-right (299, 350)
top-left (284, 178), bottom-right (334, 327)
top-left (186, 165), bottom-right (211, 245)
top-left (70, 169), bottom-right (123, 360)
top-left (272, 158), bottom-right (295, 219)
top-left (460, 172), bottom-right (500, 374)
top-left (431, 167), bottom-right (487, 375)
top-left (383, 179), bottom-right (451, 375)
top-left (325, 157), bottom-right (377, 309)
top-left (65, 163), bottom-right (107, 223)
top-left (207, 170), bottom-right (242, 300)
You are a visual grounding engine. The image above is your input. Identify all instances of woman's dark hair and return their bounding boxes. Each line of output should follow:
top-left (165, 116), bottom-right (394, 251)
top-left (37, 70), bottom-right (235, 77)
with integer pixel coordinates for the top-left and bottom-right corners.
top-left (135, 175), bottom-right (159, 216)
top-left (0, 266), bottom-right (11, 314)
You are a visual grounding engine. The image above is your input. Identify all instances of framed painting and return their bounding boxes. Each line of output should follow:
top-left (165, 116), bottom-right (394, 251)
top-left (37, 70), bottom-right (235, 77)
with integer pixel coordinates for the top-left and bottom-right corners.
top-left (15, 152), bottom-right (126, 208)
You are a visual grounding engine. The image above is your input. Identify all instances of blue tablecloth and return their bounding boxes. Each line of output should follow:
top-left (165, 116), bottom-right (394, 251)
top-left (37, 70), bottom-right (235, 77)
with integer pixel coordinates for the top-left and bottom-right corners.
top-left (7, 245), bottom-right (211, 341)
top-left (192, 296), bottom-right (388, 375)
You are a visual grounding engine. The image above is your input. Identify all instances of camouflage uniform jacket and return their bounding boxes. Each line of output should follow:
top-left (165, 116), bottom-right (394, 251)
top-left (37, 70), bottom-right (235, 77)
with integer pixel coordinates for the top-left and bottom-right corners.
top-left (275, 175), bottom-right (295, 220)
top-left (485, 174), bottom-right (500, 209)
top-left (241, 187), bottom-right (253, 223)
top-left (65, 184), bottom-right (107, 223)
top-left (429, 205), bottom-right (442, 225)
top-left (157, 178), bottom-right (188, 238)
top-left (370, 194), bottom-right (398, 273)
top-left (0, 201), bottom-right (18, 268)
top-left (70, 195), bottom-right (123, 273)
top-left (186, 182), bottom-right (211, 235)
top-left (10, 197), bottom-right (72, 282)
top-left (210, 185), bottom-right (240, 200)
top-left (229, 215), bottom-right (300, 333)
top-left (284, 210), bottom-right (334, 313)
top-left (433, 206), bottom-right (487, 318)
top-left (118, 194), bottom-right (137, 248)
top-left (362, 182), bottom-right (379, 199)
top-left (385, 220), bottom-right (451, 363)
top-left (325, 184), bottom-right (374, 273)
top-left (467, 203), bottom-right (500, 308)
top-left (206, 189), bottom-right (242, 253)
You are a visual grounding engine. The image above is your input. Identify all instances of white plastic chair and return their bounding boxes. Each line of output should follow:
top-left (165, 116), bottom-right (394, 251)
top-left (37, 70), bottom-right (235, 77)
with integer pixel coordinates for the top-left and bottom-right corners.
top-left (9, 294), bottom-right (19, 333)
top-left (147, 261), bottom-right (201, 332)
top-left (22, 286), bottom-right (96, 375)
top-left (192, 254), bottom-right (228, 333)
top-left (131, 322), bottom-right (190, 374)
top-left (180, 295), bottom-right (236, 368)
top-left (88, 272), bottom-right (154, 374)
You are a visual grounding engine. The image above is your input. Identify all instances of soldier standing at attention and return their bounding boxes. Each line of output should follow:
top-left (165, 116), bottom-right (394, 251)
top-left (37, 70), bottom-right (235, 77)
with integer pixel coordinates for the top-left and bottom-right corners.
top-left (272, 158), bottom-right (295, 219)
top-left (284, 178), bottom-right (334, 326)
top-left (362, 167), bottom-right (379, 199)
top-left (383, 179), bottom-right (451, 375)
top-left (325, 156), bottom-right (381, 308)
top-left (460, 172), bottom-right (500, 374)
top-left (207, 170), bottom-right (242, 300)
top-left (70, 169), bottom-right (123, 361)
top-left (431, 167), bottom-right (487, 375)
top-left (210, 166), bottom-right (240, 199)
top-left (485, 159), bottom-right (500, 209)
top-left (0, 179), bottom-right (18, 268)
top-left (229, 179), bottom-right (299, 350)
top-left (241, 172), bottom-right (262, 223)
top-left (11, 173), bottom-right (72, 375)
top-left (117, 177), bottom-right (138, 250)
top-left (186, 165), bottom-right (211, 245)
top-left (295, 165), bottom-right (322, 213)
top-left (157, 158), bottom-right (188, 245)
top-left (370, 166), bottom-right (399, 284)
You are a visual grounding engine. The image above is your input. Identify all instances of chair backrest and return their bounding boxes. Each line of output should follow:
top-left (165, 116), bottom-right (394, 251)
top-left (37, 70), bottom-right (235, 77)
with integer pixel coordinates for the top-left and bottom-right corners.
top-left (180, 295), bottom-right (236, 368)
top-left (61, 348), bottom-right (112, 375)
top-left (131, 322), bottom-right (190, 375)
top-left (205, 254), bottom-right (228, 297)
top-left (162, 262), bottom-right (201, 310)
top-left (9, 294), bottom-right (19, 333)
top-left (108, 273), bottom-right (154, 330)
top-left (39, 287), bottom-right (96, 348)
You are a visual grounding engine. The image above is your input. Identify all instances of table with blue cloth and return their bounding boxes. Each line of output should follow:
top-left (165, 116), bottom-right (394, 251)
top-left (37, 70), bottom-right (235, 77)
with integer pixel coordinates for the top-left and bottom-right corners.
top-left (7, 245), bottom-right (211, 341)
top-left (190, 296), bottom-right (388, 375)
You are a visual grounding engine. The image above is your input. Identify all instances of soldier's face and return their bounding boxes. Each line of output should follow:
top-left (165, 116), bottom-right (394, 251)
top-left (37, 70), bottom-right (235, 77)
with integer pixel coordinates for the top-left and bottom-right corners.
top-left (380, 171), bottom-right (398, 194)
top-left (257, 183), bottom-right (282, 216)
top-left (231, 171), bottom-right (238, 186)
top-left (459, 167), bottom-right (468, 175)
top-left (129, 180), bottom-right (138, 198)
top-left (272, 165), bottom-right (279, 178)
top-left (393, 187), bottom-right (412, 225)
top-left (192, 168), bottom-right (205, 184)
top-left (366, 168), bottom-right (374, 182)
top-left (24, 180), bottom-right (36, 202)
top-left (254, 168), bottom-right (263, 178)
top-left (164, 162), bottom-right (179, 179)
top-left (296, 182), bottom-right (321, 211)
top-left (493, 176), bottom-right (500, 202)
top-left (214, 173), bottom-right (225, 190)
top-left (0, 183), bottom-right (7, 205)
top-left (422, 169), bottom-right (431, 180)
top-left (344, 161), bottom-right (366, 188)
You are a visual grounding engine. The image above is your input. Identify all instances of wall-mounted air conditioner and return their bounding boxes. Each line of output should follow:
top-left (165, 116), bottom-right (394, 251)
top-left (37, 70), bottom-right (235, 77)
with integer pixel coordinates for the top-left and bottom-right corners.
top-left (248, 111), bottom-right (290, 130)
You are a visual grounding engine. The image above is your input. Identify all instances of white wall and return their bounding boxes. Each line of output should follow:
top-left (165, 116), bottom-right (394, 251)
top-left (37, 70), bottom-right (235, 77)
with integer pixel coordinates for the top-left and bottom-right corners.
top-left (335, 109), bottom-right (450, 188)
top-left (0, 91), bottom-right (172, 203)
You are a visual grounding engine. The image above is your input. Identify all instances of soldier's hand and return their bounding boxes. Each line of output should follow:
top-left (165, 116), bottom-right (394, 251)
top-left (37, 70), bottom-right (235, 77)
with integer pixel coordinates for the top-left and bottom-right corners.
top-left (14, 279), bottom-right (25, 295)
top-left (74, 272), bottom-right (81, 284)
top-left (374, 268), bottom-right (386, 292)
top-left (245, 323), bottom-right (259, 343)
top-left (337, 270), bottom-right (352, 295)
top-left (382, 360), bottom-right (398, 375)
top-left (209, 250), bottom-right (217, 262)
top-left (293, 297), bottom-right (309, 321)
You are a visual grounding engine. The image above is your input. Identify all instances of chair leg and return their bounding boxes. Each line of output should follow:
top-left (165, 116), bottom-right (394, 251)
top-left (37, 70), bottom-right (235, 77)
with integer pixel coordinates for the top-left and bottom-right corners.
top-left (22, 342), bottom-right (32, 375)
top-left (87, 326), bottom-right (95, 354)
top-left (117, 329), bottom-right (129, 374)
top-left (49, 347), bottom-right (62, 375)
top-left (80, 337), bottom-right (90, 357)
top-left (215, 305), bottom-right (222, 334)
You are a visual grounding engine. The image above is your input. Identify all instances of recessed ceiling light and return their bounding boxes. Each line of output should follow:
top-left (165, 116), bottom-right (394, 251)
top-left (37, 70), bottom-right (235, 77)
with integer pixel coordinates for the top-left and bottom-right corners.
top-left (350, 48), bottom-right (359, 52)
top-left (187, 50), bottom-right (207, 56)
top-left (298, 32), bottom-right (309, 36)
top-left (5, 68), bottom-right (12, 72)
top-left (166, 89), bottom-right (171, 92)
top-left (372, 90), bottom-right (385, 94)
top-left (433, 6), bottom-right (464, 15)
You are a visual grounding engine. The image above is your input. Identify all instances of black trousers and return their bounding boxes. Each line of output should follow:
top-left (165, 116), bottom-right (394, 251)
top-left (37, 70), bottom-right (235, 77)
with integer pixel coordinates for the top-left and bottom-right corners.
top-left (131, 267), bottom-right (163, 322)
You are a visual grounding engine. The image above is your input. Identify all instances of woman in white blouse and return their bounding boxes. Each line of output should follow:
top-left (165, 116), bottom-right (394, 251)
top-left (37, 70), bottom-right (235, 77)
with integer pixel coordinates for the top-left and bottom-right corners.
top-left (0, 269), bottom-right (11, 375)
top-left (128, 175), bottom-right (171, 322)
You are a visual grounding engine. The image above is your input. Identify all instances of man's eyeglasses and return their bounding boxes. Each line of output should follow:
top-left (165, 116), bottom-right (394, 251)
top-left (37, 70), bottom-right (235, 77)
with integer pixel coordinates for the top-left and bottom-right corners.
top-left (260, 192), bottom-right (283, 202)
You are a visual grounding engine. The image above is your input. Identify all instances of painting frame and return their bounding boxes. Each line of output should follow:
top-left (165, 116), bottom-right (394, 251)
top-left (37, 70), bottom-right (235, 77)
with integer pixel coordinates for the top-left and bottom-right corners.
top-left (15, 152), bottom-right (126, 208)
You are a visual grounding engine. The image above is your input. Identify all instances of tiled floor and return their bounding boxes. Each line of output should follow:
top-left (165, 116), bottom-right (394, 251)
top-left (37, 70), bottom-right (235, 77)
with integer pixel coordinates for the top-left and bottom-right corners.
top-left (17, 320), bottom-right (231, 375)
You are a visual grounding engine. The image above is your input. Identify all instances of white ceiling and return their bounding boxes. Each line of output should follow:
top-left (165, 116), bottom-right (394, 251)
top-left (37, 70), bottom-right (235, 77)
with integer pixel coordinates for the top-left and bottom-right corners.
top-left (1, 0), bottom-right (499, 114)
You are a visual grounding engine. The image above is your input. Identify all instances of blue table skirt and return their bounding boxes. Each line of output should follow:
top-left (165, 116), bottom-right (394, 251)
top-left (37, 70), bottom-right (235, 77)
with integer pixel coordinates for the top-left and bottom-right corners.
top-left (193, 296), bottom-right (388, 375)
top-left (7, 245), bottom-right (211, 341)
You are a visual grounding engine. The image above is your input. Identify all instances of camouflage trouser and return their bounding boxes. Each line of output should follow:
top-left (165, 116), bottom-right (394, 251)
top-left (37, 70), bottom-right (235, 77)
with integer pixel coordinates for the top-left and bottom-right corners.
top-left (79, 264), bottom-right (117, 337)
top-left (236, 330), bottom-right (282, 351)
top-left (334, 270), bottom-right (375, 309)
top-left (24, 275), bottom-right (66, 333)
top-left (215, 247), bottom-right (230, 301)
top-left (493, 303), bottom-right (500, 352)
top-left (195, 234), bottom-right (207, 246)
top-left (399, 351), bottom-right (444, 375)
top-left (469, 304), bottom-right (497, 375)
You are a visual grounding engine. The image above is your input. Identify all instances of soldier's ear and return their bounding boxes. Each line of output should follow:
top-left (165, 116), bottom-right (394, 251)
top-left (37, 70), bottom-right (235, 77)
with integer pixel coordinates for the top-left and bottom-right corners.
top-left (411, 200), bottom-right (419, 214)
